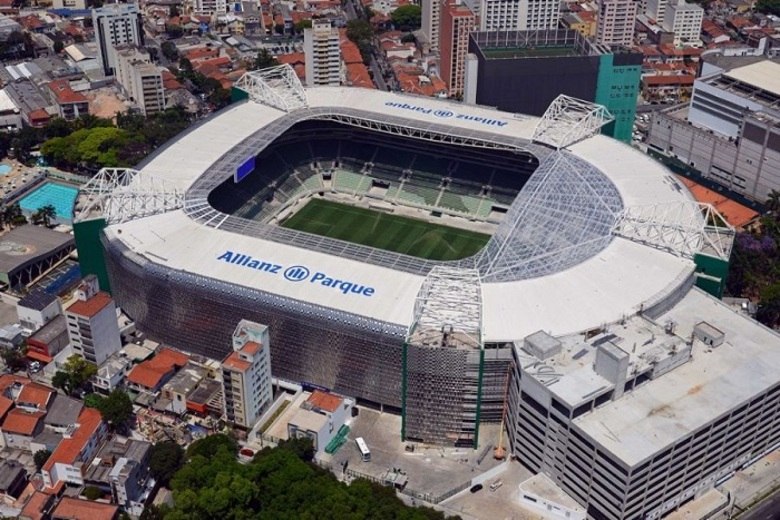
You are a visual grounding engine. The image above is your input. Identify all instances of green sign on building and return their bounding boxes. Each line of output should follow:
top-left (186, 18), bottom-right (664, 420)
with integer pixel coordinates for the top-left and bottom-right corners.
top-left (595, 54), bottom-right (642, 143)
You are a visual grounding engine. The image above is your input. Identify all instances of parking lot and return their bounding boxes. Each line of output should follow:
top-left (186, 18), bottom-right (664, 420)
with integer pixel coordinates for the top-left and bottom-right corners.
top-left (323, 408), bottom-right (507, 501)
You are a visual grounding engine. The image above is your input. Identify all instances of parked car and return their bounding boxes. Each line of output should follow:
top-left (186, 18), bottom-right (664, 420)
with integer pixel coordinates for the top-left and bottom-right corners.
top-left (469, 484), bottom-right (483, 493)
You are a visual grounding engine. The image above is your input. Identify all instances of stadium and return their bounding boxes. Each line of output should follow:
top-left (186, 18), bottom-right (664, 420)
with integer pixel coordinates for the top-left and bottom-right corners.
top-left (73, 65), bottom-right (734, 451)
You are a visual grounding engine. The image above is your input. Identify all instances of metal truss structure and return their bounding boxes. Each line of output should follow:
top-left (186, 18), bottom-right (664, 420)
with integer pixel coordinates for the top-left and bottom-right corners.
top-left (532, 95), bottom-right (614, 150)
top-left (613, 202), bottom-right (735, 261)
top-left (476, 151), bottom-right (623, 282)
top-left (234, 65), bottom-right (308, 112)
top-left (408, 266), bottom-right (482, 349)
top-left (75, 168), bottom-right (184, 225)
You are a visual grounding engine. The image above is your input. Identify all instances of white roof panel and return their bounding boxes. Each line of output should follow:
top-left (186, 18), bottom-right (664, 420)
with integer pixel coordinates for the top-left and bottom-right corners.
top-left (723, 60), bottom-right (780, 98)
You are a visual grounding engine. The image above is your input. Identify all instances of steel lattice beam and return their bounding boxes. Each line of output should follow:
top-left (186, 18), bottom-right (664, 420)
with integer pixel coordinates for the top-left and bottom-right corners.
top-left (612, 202), bottom-right (735, 260)
top-left (408, 266), bottom-right (482, 350)
top-left (234, 65), bottom-right (308, 112)
top-left (533, 95), bottom-right (615, 150)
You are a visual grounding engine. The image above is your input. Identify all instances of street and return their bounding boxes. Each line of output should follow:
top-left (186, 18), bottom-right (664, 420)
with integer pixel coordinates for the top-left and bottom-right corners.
top-left (739, 491), bottom-right (780, 520)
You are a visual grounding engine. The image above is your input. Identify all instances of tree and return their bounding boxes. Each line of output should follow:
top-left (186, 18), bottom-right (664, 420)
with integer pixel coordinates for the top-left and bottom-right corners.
top-left (61, 354), bottom-right (97, 392)
top-left (161, 41), bottom-right (179, 61)
top-left (83, 486), bottom-right (103, 500)
top-left (294, 19), bottom-right (312, 33)
top-left (253, 48), bottom-right (278, 70)
top-left (767, 190), bottom-right (780, 214)
top-left (33, 449), bottom-right (51, 470)
top-left (0, 346), bottom-right (26, 372)
top-left (278, 436), bottom-right (315, 462)
top-left (186, 433), bottom-right (238, 459)
top-left (346, 20), bottom-right (374, 64)
top-left (757, 0), bottom-right (780, 15)
top-left (53, 40), bottom-right (64, 54)
top-left (149, 441), bottom-right (185, 486)
top-left (390, 4), bottom-right (422, 31)
top-left (139, 505), bottom-right (169, 520)
top-left (97, 389), bottom-right (133, 430)
top-left (166, 24), bottom-right (184, 39)
top-left (52, 370), bottom-right (71, 393)
top-left (33, 204), bottom-right (56, 227)
top-left (83, 393), bottom-right (104, 409)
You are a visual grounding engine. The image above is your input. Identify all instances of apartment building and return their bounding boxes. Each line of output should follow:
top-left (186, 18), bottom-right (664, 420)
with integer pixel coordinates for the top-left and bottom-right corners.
top-left (65, 275), bottom-right (122, 367)
top-left (303, 19), bottom-right (341, 86)
top-left (92, 3), bottom-right (144, 76)
top-left (596, 0), bottom-right (637, 46)
top-left (114, 46), bottom-right (165, 115)
top-left (422, 0), bottom-right (441, 50)
top-left (662, 0), bottom-right (704, 44)
top-left (221, 320), bottom-right (272, 429)
top-left (439, 0), bottom-right (476, 97)
top-left (477, 0), bottom-right (561, 31)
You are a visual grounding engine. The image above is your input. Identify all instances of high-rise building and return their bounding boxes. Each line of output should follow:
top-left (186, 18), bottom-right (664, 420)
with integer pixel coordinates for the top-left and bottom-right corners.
top-left (596, 0), bottom-right (637, 46)
top-left (303, 19), bottom-right (341, 87)
top-left (422, 0), bottom-right (442, 51)
top-left (221, 320), bottom-right (272, 429)
top-left (65, 275), bottom-right (122, 367)
top-left (92, 3), bottom-right (144, 76)
top-left (440, 0), bottom-right (476, 97)
top-left (465, 30), bottom-right (642, 142)
top-left (662, 0), bottom-right (703, 44)
top-left (645, 0), bottom-right (666, 23)
top-left (114, 46), bottom-right (165, 115)
top-left (478, 0), bottom-right (561, 31)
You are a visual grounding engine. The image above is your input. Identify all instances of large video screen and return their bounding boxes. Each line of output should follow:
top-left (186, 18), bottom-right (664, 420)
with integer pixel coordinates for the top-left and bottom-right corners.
top-left (234, 156), bottom-right (256, 183)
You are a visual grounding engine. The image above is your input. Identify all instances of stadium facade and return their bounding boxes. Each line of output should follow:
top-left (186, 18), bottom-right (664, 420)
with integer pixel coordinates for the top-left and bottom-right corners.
top-left (72, 66), bottom-right (780, 519)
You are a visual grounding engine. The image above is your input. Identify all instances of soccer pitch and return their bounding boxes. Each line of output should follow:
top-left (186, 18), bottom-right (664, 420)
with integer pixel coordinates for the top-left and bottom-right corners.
top-left (281, 199), bottom-right (490, 261)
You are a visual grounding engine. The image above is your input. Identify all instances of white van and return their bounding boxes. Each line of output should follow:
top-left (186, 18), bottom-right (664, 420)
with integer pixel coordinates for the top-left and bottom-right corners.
top-left (489, 479), bottom-right (503, 492)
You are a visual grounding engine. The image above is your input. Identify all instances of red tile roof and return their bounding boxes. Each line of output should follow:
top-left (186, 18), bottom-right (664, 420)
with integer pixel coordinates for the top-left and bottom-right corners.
top-left (126, 348), bottom-right (188, 389)
top-left (677, 176), bottom-right (759, 229)
top-left (43, 407), bottom-right (102, 476)
top-left (240, 341), bottom-right (261, 355)
top-left (51, 497), bottom-right (118, 520)
top-left (47, 79), bottom-right (87, 105)
top-left (26, 349), bottom-right (53, 364)
top-left (66, 292), bottom-right (113, 319)
top-left (0, 373), bottom-right (30, 393)
top-left (642, 74), bottom-right (695, 86)
top-left (307, 390), bottom-right (343, 413)
top-left (17, 383), bottom-right (53, 409)
top-left (2, 408), bottom-right (44, 436)
top-left (222, 351), bottom-right (251, 371)
top-left (20, 491), bottom-right (53, 520)
top-left (346, 63), bottom-right (374, 89)
top-left (0, 395), bottom-right (13, 420)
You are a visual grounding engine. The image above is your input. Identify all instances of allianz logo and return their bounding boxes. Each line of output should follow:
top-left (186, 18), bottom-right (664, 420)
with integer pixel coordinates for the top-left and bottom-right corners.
top-left (217, 251), bottom-right (376, 297)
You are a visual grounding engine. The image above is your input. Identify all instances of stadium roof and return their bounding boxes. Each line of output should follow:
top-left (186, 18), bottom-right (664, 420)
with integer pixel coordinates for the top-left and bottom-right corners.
top-left (100, 83), bottom-right (727, 342)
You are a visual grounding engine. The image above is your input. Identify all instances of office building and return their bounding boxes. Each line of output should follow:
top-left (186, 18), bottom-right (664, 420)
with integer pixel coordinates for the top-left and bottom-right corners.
top-left (65, 275), bottom-right (122, 366)
top-left (422, 0), bottom-right (441, 50)
top-left (508, 288), bottom-right (780, 520)
top-left (440, 0), bottom-right (476, 97)
top-left (114, 46), bottom-right (165, 115)
top-left (303, 19), bottom-right (341, 87)
top-left (465, 30), bottom-right (642, 141)
top-left (596, 0), bottom-right (637, 46)
top-left (92, 3), bottom-right (144, 76)
top-left (221, 320), bottom-right (272, 429)
top-left (647, 53), bottom-right (780, 202)
top-left (662, 0), bottom-right (703, 44)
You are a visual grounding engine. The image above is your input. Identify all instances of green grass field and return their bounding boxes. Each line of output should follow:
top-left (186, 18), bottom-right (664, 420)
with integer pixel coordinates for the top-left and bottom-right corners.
top-left (281, 199), bottom-right (489, 261)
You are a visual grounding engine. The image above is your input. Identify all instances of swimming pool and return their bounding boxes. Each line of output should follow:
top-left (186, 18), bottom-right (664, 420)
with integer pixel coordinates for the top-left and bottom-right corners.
top-left (19, 182), bottom-right (80, 222)
top-left (0, 165), bottom-right (11, 175)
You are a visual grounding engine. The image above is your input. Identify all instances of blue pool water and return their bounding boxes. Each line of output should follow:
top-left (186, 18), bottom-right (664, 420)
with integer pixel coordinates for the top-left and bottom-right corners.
top-left (19, 182), bottom-right (79, 222)
top-left (0, 165), bottom-right (11, 175)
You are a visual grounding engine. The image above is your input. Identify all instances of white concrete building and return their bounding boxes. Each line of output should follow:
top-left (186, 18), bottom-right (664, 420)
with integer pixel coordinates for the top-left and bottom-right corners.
top-left (422, 0), bottom-right (441, 51)
top-left (596, 0), bottom-right (637, 46)
top-left (477, 0), bottom-right (561, 31)
top-left (193, 0), bottom-right (228, 16)
top-left (114, 46), bottom-right (165, 115)
top-left (645, 0), bottom-right (666, 23)
top-left (304, 19), bottom-right (341, 87)
top-left (287, 390), bottom-right (353, 453)
top-left (65, 275), bottom-right (122, 367)
top-left (221, 320), bottom-right (272, 429)
top-left (53, 0), bottom-right (86, 9)
top-left (662, 0), bottom-right (703, 44)
top-left (92, 3), bottom-right (144, 76)
top-left (17, 291), bottom-right (61, 333)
